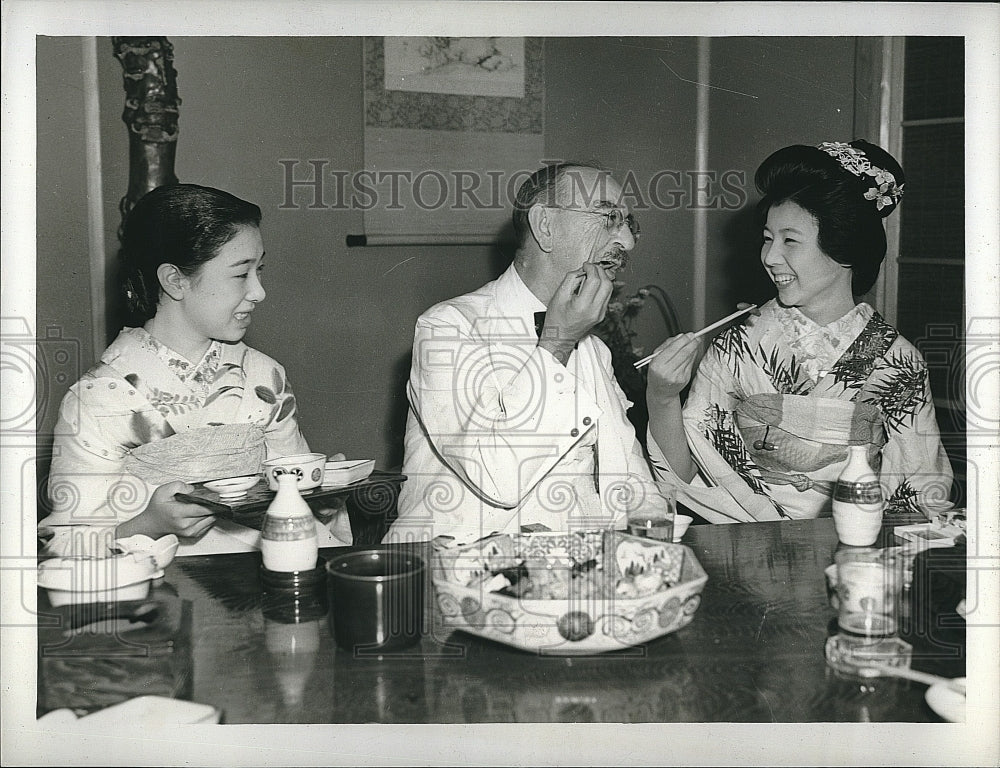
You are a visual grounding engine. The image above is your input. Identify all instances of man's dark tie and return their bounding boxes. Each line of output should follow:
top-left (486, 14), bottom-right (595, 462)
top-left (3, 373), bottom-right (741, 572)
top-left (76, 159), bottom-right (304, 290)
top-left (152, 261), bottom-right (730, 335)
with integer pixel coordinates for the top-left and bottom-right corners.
top-left (533, 311), bottom-right (546, 338)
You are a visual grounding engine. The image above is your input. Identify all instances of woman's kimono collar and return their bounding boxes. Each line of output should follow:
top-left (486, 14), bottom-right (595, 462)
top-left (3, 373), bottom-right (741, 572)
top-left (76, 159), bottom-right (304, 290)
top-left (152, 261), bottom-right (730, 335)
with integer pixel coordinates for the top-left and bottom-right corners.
top-left (101, 327), bottom-right (223, 398)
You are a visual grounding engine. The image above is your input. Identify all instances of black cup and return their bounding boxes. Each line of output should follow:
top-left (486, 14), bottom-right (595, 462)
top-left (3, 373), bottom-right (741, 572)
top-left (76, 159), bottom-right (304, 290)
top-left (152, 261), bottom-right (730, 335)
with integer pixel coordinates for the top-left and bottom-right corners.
top-left (326, 548), bottom-right (425, 654)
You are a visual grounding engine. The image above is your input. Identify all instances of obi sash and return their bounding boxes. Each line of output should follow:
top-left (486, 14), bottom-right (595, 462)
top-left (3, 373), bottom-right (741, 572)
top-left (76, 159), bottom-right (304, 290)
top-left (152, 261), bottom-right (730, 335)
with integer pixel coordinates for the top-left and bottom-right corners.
top-left (123, 422), bottom-right (265, 486)
top-left (734, 394), bottom-right (886, 497)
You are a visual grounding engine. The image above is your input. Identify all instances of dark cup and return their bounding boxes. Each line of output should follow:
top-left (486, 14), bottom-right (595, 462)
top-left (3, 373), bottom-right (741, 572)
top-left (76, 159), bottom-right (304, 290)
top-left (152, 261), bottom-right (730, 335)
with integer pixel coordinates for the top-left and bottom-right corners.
top-left (326, 548), bottom-right (426, 654)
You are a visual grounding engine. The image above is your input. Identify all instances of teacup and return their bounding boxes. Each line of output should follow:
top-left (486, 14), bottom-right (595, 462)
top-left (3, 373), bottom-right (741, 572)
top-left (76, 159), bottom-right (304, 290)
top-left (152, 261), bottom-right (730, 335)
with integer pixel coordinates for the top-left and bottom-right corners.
top-left (673, 514), bottom-right (693, 541)
top-left (262, 453), bottom-right (326, 491)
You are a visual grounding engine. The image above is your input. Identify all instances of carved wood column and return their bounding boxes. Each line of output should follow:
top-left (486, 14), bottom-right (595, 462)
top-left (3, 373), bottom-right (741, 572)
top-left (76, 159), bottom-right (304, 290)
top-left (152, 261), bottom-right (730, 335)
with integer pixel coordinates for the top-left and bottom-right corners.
top-left (112, 37), bottom-right (181, 237)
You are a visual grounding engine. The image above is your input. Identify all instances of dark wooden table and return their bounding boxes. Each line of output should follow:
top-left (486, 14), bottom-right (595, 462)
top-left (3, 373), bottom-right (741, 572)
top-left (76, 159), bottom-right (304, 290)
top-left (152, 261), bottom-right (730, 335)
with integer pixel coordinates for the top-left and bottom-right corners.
top-left (37, 517), bottom-right (965, 723)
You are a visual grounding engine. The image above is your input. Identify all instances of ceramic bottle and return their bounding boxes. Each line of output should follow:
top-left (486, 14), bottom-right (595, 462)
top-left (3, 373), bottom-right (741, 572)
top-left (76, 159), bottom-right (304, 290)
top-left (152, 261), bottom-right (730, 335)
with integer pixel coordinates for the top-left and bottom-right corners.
top-left (831, 445), bottom-right (884, 546)
top-left (261, 471), bottom-right (318, 572)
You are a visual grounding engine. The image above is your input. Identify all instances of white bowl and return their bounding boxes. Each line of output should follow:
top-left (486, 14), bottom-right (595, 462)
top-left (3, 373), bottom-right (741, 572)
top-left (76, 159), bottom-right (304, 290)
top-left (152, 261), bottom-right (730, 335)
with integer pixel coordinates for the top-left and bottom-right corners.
top-left (38, 553), bottom-right (158, 606)
top-left (322, 458), bottom-right (375, 486)
top-left (262, 453), bottom-right (327, 491)
top-left (672, 514), bottom-right (693, 542)
top-left (204, 475), bottom-right (261, 497)
top-left (432, 530), bottom-right (708, 655)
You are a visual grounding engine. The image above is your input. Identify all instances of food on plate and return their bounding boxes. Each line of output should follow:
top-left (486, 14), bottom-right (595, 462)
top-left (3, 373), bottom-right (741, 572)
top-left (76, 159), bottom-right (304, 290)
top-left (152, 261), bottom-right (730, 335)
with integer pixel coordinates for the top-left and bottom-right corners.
top-left (452, 534), bottom-right (677, 600)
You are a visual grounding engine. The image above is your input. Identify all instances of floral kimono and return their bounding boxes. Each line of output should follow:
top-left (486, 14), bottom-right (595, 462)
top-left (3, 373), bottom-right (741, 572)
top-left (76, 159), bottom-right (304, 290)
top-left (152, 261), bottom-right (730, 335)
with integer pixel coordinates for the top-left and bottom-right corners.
top-left (648, 301), bottom-right (953, 523)
top-left (41, 327), bottom-right (321, 555)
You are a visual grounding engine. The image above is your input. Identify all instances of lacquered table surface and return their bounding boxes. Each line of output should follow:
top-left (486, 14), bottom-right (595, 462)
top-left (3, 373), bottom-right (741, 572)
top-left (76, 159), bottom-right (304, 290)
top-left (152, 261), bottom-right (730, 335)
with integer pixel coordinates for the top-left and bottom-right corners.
top-left (38, 517), bottom-right (965, 724)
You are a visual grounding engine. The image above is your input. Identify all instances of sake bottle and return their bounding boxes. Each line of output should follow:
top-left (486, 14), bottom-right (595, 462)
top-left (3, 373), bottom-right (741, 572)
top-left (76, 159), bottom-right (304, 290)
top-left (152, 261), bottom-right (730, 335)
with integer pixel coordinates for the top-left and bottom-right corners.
top-left (831, 445), bottom-right (884, 546)
top-left (261, 471), bottom-right (319, 572)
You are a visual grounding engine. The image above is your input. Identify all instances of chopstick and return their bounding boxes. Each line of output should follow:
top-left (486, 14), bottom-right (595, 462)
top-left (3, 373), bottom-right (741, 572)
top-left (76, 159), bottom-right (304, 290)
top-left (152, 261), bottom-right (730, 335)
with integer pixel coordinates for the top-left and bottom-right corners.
top-left (864, 663), bottom-right (967, 694)
top-left (633, 304), bottom-right (757, 369)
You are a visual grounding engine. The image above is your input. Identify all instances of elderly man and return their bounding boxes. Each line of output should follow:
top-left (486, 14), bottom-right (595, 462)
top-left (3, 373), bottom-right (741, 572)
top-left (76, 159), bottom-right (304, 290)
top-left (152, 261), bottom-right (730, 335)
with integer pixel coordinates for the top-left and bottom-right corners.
top-left (386, 163), bottom-right (671, 543)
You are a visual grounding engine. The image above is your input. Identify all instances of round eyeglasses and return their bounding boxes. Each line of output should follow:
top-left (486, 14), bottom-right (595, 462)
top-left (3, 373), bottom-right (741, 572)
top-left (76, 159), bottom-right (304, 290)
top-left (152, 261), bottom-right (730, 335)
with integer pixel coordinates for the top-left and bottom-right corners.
top-left (543, 205), bottom-right (641, 241)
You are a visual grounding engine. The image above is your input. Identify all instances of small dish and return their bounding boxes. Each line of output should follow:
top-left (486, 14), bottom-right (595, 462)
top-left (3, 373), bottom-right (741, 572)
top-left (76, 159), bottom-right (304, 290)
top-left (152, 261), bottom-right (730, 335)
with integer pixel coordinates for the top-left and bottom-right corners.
top-left (322, 458), bottom-right (375, 487)
top-left (114, 534), bottom-right (180, 574)
top-left (893, 521), bottom-right (964, 550)
top-left (204, 476), bottom-right (261, 498)
top-left (925, 677), bottom-right (966, 722)
top-left (38, 553), bottom-right (158, 606)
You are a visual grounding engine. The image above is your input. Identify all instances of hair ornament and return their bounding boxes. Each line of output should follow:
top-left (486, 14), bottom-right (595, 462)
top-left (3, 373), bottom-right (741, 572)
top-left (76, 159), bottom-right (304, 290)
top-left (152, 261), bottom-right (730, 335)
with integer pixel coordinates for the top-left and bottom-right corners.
top-left (817, 141), bottom-right (904, 212)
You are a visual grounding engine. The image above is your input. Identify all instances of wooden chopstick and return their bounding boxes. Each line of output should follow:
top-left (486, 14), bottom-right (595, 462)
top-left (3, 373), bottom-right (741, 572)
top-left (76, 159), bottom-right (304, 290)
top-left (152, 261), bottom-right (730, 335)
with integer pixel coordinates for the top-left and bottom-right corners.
top-left (633, 304), bottom-right (757, 369)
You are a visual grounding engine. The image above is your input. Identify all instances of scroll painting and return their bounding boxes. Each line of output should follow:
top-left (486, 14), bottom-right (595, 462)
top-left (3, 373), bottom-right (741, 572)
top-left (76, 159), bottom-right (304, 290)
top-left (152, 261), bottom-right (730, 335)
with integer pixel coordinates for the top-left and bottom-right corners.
top-left (363, 37), bottom-right (545, 242)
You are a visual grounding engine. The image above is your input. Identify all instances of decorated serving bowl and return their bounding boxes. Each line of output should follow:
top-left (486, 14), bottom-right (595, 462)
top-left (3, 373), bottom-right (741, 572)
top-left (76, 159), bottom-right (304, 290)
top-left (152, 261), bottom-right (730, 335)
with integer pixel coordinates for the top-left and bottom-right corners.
top-left (431, 530), bottom-right (708, 655)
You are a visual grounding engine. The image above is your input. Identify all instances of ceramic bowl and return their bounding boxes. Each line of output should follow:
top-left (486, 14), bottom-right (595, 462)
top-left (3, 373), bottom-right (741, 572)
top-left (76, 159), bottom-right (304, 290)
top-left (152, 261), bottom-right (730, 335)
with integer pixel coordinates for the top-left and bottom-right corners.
top-left (204, 475), bottom-right (261, 497)
top-left (432, 530), bottom-right (708, 655)
top-left (262, 453), bottom-right (327, 491)
top-left (322, 458), bottom-right (375, 486)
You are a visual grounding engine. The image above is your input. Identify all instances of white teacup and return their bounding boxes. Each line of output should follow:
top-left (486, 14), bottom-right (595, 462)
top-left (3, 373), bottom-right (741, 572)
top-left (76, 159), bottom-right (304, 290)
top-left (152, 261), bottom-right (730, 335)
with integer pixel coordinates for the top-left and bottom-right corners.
top-left (262, 453), bottom-right (327, 491)
top-left (673, 514), bottom-right (693, 541)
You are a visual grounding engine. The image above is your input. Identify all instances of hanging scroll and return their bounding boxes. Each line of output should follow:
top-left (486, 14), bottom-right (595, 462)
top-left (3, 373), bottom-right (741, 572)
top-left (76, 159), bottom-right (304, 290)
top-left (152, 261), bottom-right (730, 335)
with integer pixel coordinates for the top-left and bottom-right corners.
top-left (360, 37), bottom-right (545, 244)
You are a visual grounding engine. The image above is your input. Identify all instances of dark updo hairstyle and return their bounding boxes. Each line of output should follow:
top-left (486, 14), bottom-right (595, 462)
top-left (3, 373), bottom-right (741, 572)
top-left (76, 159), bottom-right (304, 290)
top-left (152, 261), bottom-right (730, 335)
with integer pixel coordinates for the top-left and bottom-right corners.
top-left (754, 139), bottom-right (904, 295)
top-left (120, 184), bottom-right (262, 322)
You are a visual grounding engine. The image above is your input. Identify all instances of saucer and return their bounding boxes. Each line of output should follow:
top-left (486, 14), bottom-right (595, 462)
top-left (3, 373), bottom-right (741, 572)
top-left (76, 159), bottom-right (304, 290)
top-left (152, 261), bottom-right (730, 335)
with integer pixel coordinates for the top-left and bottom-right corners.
top-left (925, 677), bottom-right (966, 722)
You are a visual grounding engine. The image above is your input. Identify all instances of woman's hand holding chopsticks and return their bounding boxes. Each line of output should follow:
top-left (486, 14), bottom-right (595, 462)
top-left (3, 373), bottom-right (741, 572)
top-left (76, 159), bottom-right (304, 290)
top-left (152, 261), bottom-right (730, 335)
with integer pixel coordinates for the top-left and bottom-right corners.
top-left (644, 334), bottom-right (701, 483)
top-left (645, 334), bottom-right (700, 401)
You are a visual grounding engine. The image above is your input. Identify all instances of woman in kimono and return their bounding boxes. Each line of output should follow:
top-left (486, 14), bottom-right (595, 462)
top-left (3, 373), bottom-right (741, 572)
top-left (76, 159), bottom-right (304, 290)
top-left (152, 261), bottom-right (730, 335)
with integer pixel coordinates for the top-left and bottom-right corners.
top-left (41, 184), bottom-right (349, 555)
top-left (645, 140), bottom-right (952, 523)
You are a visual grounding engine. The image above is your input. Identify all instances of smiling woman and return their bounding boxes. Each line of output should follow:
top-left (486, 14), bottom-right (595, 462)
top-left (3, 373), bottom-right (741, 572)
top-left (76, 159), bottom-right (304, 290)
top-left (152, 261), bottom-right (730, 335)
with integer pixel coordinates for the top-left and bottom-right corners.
top-left (40, 184), bottom-right (351, 557)
top-left (644, 141), bottom-right (953, 524)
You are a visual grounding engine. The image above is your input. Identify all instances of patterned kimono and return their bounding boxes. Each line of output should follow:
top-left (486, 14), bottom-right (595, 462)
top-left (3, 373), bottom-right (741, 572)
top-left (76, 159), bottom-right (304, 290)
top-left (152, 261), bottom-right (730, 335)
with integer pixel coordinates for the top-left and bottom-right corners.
top-left (41, 327), bottom-right (340, 555)
top-left (648, 300), bottom-right (953, 523)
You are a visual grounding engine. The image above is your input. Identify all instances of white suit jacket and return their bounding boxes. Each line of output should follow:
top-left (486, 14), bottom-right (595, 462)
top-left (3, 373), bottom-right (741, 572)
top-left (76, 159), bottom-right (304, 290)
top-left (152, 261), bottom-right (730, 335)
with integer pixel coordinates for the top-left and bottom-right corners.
top-left (386, 264), bottom-right (669, 543)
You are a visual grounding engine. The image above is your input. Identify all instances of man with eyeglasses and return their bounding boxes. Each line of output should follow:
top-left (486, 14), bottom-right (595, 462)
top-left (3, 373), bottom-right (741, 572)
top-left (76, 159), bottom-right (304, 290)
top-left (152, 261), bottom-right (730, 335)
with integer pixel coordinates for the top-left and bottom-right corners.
top-left (386, 163), bottom-right (670, 544)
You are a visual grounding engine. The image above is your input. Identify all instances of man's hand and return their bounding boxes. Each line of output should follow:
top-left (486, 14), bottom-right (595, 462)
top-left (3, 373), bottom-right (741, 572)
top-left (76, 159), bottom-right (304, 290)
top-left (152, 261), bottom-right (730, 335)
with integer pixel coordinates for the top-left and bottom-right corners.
top-left (646, 333), bottom-right (701, 402)
top-left (115, 481), bottom-right (217, 540)
top-left (538, 263), bottom-right (614, 365)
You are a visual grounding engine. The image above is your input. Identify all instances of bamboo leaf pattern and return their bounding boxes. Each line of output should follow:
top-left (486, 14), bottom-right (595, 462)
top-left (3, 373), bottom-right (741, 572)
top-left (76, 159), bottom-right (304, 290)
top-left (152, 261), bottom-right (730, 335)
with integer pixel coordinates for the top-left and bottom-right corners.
top-left (885, 479), bottom-right (922, 515)
top-left (125, 373), bottom-right (140, 388)
top-left (255, 385), bottom-right (277, 405)
top-left (712, 325), bottom-right (753, 380)
top-left (272, 367), bottom-right (285, 395)
top-left (757, 344), bottom-right (811, 395)
top-left (829, 312), bottom-right (898, 395)
top-left (867, 352), bottom-right (926, 433)
top-left (702, 403), bottom-right (770, 496)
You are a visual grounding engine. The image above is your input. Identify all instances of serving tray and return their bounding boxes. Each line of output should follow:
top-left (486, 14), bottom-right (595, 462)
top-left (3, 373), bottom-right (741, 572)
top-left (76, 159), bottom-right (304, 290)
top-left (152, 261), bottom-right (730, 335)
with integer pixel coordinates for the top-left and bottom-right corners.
top-left (175, 470), bottom-right (406, 529)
